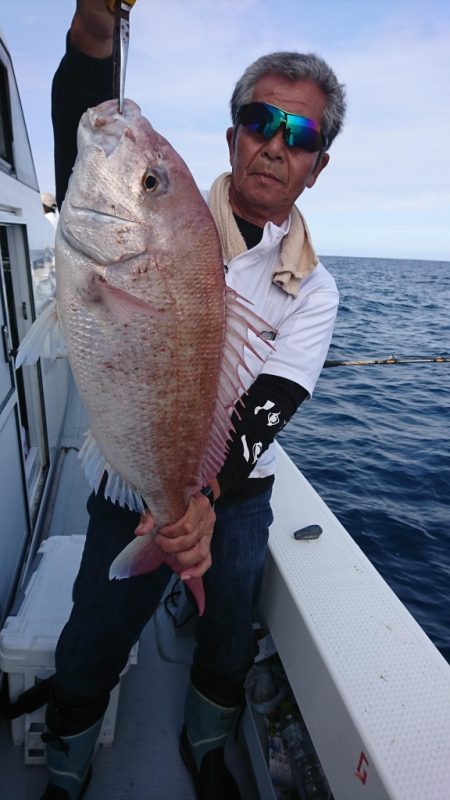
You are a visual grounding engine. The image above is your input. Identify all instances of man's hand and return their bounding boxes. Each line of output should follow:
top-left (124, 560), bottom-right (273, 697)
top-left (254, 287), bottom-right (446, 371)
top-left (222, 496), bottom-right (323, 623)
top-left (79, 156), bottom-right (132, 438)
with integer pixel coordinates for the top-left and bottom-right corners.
top-left (135, 491), bottom-right (217, 579)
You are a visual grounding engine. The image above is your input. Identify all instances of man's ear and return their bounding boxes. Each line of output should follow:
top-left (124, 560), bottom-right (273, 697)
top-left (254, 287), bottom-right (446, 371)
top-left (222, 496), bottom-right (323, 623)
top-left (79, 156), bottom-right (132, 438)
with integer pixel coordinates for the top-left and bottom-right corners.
top-left (226, 127), bottom-right (235, 165)
top-left (306, 151), bottom-right (330, 189)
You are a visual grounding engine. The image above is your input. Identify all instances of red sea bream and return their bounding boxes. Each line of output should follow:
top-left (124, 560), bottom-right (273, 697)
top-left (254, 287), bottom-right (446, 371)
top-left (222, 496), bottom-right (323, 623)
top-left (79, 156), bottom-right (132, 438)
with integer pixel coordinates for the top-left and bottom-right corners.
top-left (18, 99), bottom-right (272, 613)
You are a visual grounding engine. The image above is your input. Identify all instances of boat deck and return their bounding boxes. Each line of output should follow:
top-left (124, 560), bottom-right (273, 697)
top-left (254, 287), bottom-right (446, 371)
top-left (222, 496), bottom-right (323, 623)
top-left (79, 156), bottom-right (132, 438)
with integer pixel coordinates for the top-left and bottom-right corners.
top-left (3, 375), bottom-right (450, 800)
top-left (0, 383), bottom-right (260, 799)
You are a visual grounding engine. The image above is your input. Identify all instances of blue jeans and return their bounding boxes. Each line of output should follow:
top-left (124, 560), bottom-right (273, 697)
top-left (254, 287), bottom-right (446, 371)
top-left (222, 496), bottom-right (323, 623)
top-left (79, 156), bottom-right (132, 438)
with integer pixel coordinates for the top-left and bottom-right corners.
top-left (54, 486), bottom-right (273, 701)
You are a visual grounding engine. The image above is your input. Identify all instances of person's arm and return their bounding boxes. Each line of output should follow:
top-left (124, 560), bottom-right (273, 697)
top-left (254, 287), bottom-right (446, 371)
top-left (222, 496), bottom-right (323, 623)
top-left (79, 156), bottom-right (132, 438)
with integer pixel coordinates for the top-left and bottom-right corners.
top-left (214, 276), bottom-right (338, 499)
top-left (71, 0), bottom-right (115, 58)
top-left (216, 373), bottom-right (308, 499)
top-left (52, 1), bottom-right (115, 207)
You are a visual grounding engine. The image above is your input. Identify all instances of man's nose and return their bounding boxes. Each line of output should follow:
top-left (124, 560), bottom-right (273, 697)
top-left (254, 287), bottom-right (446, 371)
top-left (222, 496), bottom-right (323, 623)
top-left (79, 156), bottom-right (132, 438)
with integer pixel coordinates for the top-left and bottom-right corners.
top-left (261, 127), bottom-right (286, 158)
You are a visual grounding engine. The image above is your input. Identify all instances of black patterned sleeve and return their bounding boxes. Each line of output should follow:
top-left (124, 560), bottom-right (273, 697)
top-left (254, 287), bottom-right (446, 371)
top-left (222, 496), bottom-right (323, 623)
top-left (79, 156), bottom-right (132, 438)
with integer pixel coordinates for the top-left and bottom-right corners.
top-left (217, 373), bottom-right (308, 498)
top-left (51, 33), bottom-right (113, 208)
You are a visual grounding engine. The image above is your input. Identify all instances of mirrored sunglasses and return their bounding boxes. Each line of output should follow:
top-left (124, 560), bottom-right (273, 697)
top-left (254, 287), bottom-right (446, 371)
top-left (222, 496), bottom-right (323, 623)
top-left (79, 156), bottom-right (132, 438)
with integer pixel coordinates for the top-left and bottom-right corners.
top-left (237, 101), bottom-right (327, 152)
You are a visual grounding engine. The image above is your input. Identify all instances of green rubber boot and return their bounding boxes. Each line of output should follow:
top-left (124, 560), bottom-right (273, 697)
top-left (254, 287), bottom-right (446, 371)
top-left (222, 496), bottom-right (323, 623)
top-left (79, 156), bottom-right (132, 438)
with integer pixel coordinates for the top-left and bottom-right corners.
top-left (41, 717), bottom-right (103, 800)
top-left (40, 684), bottom-right (108, 800)
top-left (180, 670), bottom-right (243, 800)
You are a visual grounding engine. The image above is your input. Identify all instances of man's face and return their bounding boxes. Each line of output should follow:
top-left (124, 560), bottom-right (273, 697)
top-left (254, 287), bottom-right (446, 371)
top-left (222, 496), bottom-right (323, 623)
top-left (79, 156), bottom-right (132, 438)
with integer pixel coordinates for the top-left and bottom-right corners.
top-left (227, 74), bottom-right (330, 227)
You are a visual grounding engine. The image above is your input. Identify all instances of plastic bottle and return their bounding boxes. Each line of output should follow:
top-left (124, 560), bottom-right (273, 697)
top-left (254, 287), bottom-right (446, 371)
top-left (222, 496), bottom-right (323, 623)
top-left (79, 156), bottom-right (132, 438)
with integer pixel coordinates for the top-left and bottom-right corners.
top-left (281, 713), bottom-right (331, 799)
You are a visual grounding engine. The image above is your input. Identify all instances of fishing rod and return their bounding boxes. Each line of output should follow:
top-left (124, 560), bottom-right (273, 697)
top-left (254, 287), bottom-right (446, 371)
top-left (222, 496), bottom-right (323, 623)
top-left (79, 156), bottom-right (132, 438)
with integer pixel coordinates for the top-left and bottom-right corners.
top-left (324, 354), bottom-right (450, 368)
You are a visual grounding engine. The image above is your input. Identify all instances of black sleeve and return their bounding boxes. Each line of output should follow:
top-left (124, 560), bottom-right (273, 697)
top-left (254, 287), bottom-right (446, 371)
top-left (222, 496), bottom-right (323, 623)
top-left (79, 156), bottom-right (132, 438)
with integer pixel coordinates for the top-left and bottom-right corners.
top-left (216, 373), bottom-right (308, 498)
top-left (51, 33), bottom-right (114, 208)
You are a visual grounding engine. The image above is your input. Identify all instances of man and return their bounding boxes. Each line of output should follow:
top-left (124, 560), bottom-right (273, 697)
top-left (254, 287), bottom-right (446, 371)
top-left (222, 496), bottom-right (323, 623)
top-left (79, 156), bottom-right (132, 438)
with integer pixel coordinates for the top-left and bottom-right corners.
top-left (42, 2), bottom-right (345, 799)
top-left (41, 192), bottom-right (59, 229)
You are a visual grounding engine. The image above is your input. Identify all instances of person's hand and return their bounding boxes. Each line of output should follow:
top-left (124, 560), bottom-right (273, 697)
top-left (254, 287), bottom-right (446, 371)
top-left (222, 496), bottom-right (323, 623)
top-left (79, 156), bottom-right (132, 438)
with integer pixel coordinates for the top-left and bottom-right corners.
top-left (135, 490), bottom-right (217, 579)
top-left (158, 493), bottom-right (216, 579)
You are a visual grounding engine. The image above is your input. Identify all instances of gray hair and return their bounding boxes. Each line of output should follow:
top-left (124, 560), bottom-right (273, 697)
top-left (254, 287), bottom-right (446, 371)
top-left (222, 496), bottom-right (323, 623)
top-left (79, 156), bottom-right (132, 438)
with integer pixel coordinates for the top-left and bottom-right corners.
top-left (230, 52), bottom-right (346, 149)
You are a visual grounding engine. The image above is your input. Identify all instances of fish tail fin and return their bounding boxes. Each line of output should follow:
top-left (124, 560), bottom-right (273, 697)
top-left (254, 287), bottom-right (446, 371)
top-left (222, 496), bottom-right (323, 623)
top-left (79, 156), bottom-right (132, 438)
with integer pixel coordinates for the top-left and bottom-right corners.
top-left (109, 534), bottom-right (205, 616)
top-left (15, 299), bottom-right (66, 367)
top-left (179, 577), bottom-right (205, 617)
top-left (109, 534), bottom-right (164, 577)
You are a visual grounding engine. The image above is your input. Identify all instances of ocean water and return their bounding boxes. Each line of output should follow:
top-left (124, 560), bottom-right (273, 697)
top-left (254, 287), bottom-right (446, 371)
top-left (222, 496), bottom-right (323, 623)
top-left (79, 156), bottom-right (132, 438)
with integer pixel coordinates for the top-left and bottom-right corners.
top-left (279, 256), bottom-right (450, 662)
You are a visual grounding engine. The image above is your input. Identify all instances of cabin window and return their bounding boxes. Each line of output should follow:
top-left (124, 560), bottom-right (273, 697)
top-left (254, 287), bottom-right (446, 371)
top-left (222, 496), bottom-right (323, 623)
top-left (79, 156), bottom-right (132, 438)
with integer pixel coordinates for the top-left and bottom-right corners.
top-left (0, 223), bottom-right (49, 522)
top-left (0, 60), bottom-right (14, 169)
top-left (0, 226), bottom-right (29, 451)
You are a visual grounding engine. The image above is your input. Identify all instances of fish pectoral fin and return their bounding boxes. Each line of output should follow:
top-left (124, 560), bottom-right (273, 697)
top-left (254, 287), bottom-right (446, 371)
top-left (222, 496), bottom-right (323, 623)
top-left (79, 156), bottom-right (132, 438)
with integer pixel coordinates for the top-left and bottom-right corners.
top-left (95, 278), bottom-right (165, 324)
top-left (15, 299), bottom-right (66, 367)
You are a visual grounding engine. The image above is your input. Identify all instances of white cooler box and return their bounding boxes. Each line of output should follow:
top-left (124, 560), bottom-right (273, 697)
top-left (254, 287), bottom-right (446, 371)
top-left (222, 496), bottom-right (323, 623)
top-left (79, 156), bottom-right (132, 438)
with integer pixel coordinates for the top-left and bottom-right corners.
top-left (0, 535), bottom-right (138, 764)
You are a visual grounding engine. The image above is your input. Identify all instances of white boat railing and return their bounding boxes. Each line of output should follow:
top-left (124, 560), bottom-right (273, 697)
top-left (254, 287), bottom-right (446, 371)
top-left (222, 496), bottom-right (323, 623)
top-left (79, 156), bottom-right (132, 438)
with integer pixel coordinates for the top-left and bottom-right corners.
top-left (259, 443), bottom-right (450, 800)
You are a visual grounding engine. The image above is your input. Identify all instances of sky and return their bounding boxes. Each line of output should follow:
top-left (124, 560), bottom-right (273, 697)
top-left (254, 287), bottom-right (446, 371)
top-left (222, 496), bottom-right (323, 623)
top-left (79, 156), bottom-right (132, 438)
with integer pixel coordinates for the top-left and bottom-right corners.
top-left (1, 0), bottom-right (449, 261)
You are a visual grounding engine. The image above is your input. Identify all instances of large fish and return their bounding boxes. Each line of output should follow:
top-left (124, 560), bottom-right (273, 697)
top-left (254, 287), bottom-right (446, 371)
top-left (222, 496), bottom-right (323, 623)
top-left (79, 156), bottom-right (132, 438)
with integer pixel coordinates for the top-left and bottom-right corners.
top-left (18, 99), bottom-right (272, 614)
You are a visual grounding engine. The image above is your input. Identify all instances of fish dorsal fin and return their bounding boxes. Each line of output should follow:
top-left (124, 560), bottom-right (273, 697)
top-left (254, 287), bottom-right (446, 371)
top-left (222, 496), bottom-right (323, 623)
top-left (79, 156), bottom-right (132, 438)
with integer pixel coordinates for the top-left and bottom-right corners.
top-left (200, 287), bottom-right (275, 486)
top-left (78, 429), bottom-right (145, 513)
top-left (15, 299), bottom-right (66, 367)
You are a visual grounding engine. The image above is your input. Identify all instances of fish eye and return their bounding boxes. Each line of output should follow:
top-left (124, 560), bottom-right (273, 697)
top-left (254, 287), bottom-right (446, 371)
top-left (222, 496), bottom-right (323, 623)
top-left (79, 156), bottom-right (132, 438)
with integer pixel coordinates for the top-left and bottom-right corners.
top-left (143, 170), bottom-right (158, 192)
top-left (142, 166), bottom-right (169, 195)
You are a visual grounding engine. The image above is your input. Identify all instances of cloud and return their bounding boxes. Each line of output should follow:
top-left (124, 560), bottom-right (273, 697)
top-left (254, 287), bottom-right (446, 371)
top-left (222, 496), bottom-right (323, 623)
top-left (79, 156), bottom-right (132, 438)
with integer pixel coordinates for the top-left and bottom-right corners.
top-left (2, 0), bottom-right (450, 259)
top-left (302, 16), bottom-right (450, 255)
